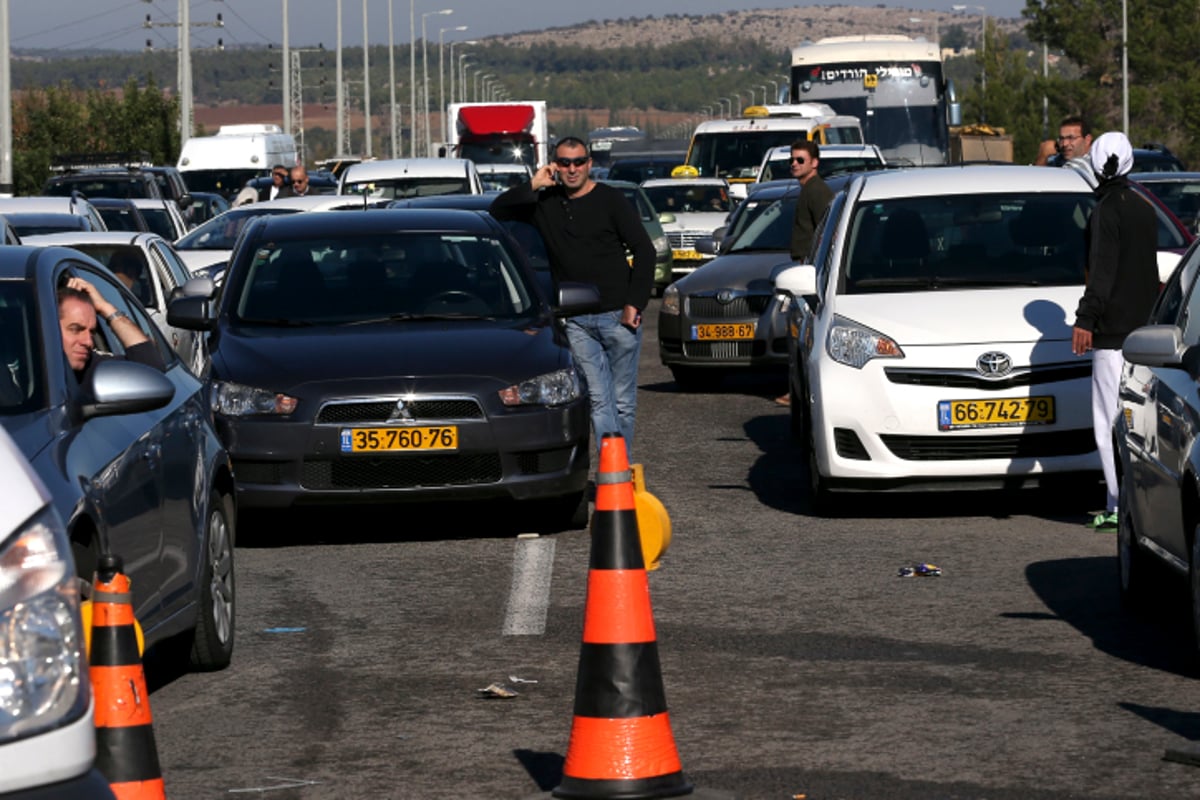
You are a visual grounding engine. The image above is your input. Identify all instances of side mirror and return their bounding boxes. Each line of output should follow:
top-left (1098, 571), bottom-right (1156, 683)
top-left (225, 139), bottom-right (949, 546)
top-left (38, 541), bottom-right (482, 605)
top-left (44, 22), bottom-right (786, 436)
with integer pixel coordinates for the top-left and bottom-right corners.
top-left (658, 211), bottom-right (676, 225)
top-left (167, 294), bottom-right (216, 331)
top-left (1123, 324), bottom-right (1185, 368)
top-left (694, 237), bottom-right (718, 256)
top-left (80, 359), bottom-right (174, 421)
top-left (774, 264), bottom-right (818, 298)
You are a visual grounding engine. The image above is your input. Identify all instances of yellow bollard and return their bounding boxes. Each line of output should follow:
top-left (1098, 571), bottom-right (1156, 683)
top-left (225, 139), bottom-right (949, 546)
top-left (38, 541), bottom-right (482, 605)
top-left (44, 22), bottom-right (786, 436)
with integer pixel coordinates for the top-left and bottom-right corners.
top-left (631, 463), bottom-right (671, 571)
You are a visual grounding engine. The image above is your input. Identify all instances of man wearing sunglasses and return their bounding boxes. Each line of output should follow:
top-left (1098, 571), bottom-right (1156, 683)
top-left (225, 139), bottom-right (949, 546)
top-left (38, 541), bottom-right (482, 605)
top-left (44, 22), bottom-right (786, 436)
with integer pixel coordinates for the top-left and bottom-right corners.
top-left (491, 136), bottom-right (655, 456)
top-left (257, 164), bottom-right (293, 202)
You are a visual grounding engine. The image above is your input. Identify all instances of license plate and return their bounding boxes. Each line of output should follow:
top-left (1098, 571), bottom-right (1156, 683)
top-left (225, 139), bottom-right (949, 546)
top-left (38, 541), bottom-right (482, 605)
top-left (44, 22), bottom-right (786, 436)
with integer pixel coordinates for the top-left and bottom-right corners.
top-left (672, 249), bottom-right (705, 261)
top-left (691, 323), bottom-right (755, 341)
top-left (339, 426), bottom-right (458, 452)
top-left (937, 397), bottom-right (1055, 430)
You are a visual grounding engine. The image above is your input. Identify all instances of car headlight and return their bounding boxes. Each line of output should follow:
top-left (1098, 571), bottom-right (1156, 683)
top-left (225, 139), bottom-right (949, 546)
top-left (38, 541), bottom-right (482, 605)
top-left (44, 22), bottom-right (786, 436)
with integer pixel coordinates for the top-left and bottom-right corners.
top-left (498, 368), bottom-right (582, 407)
top-left (212, 380), bottom-right (299, 416)
top-left (0, 507), bottom-right (87, 744)
top-left (661, 284), bottom-right (681, 316)
top-left (827, 315), bottom-right (903, 369)
top-left (651, 234), bottom-right (669, 257)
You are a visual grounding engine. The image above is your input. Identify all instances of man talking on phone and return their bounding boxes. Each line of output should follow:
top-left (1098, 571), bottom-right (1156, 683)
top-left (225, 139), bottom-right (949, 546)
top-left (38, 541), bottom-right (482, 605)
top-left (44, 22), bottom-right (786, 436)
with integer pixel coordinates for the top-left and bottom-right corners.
top-left (491, 136), bottom-right (655, 457)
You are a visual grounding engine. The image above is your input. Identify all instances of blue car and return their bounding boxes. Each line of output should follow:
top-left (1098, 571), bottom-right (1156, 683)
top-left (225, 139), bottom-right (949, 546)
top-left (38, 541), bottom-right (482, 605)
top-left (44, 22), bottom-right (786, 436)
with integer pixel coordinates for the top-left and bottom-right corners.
top-left (0, 245), bottom-right (236, 671)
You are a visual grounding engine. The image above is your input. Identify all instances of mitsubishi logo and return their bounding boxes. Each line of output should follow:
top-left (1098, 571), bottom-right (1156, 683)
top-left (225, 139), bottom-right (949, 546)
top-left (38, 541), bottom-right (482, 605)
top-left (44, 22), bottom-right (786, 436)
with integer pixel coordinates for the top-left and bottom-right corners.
top-left (976, 351), bottom-right (1012, 378)
top-left (387, 399), bottom-right (415, 422)
top-left (716, 289), bottom-right (735, 304)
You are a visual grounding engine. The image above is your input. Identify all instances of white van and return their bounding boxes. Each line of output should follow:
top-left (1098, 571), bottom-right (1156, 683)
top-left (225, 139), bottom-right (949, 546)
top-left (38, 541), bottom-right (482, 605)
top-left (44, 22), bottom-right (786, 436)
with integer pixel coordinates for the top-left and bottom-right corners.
top-left (338, 158), bottom-right (483, 200)
top-left (176, 124), bottom-right (298, 201)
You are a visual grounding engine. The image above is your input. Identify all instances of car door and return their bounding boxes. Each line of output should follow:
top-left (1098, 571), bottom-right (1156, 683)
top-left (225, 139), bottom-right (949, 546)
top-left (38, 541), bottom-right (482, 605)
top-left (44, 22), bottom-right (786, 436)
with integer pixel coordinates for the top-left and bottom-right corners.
top-left (1140, 245), bottom-right (1200, 559)
top-left (147, 239), bottom-right (203, 371)
top-left (62, 262), bottom-right (169, 620)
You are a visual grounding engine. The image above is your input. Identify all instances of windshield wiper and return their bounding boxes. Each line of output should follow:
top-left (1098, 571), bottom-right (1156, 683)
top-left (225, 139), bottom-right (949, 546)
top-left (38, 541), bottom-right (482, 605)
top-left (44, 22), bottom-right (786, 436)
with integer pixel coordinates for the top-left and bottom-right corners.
top-left (341, 312), bottom-right (495, 326)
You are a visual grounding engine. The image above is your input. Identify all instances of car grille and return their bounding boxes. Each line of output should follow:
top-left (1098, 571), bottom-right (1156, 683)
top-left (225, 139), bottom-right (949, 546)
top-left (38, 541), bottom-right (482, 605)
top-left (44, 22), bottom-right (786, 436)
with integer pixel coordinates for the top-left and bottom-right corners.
top-left (686, 295), bottom-right (772, 318)
top-left (301, 454), bottom-right (502, 489)
top-left (884, 363), bottom-right (1091, 391)
top-left (682, 340), bottom-right (760, 359)
top-left (879, 429), bottom-right (1095, 461)
top-left (667, 232), bottom-right (707, 249)
top-left (233, 460), bottom-right (284, 485)
top-left (316, 398), bottom-right (484, 423)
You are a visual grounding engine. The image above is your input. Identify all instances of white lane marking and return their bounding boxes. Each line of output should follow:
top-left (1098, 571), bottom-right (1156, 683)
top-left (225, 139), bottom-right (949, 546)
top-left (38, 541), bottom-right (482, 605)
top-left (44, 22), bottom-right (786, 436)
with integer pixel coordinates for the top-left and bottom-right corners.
top-left (502, 535), bottom-right (556, 636)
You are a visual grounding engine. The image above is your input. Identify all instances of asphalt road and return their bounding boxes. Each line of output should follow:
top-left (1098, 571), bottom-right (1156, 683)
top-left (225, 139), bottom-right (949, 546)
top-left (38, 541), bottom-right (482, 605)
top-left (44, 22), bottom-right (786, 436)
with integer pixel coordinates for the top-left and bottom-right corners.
top-left (145, 298), bottom-right (1200, 799)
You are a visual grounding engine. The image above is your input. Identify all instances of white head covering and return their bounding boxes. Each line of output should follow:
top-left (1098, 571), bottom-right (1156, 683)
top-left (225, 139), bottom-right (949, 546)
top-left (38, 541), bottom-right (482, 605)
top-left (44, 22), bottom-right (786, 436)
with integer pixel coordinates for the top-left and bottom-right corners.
top-left (1090, 131), bottom-right (1134, 180)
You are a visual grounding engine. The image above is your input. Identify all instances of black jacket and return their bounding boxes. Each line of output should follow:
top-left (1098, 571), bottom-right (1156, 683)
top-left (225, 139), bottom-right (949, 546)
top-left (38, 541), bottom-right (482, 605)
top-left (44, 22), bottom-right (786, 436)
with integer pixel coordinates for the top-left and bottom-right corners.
top-left (1074, 177), bottom-right (1159, 350)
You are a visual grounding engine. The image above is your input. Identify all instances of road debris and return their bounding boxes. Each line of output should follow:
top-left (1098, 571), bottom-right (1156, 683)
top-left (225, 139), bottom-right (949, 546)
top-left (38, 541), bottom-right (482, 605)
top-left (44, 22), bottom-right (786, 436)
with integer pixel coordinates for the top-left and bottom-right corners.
top-left (898, 563), bottom-right (943, 577)
top-left (477, 682), bottom-right (519, 699)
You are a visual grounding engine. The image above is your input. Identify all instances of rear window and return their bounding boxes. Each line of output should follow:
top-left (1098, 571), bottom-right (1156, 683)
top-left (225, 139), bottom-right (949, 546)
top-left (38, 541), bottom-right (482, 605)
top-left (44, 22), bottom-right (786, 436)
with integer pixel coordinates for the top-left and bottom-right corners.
top-left (842, 192), bottom-right (1095, 293)
top-left (343, 177), bottom-right (471, 200)
top-left (0, 281), bottom-right (43, 415)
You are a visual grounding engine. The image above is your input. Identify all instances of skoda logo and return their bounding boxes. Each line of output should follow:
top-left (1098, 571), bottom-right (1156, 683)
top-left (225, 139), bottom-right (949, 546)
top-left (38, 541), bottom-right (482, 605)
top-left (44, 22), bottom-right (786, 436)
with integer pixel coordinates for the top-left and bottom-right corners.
top-left (976, 351), bottom-right (1012, 378)
top-left (388, 399), bottom-right (414, 422)
top-left (716, 289), bottom-right (735, 304)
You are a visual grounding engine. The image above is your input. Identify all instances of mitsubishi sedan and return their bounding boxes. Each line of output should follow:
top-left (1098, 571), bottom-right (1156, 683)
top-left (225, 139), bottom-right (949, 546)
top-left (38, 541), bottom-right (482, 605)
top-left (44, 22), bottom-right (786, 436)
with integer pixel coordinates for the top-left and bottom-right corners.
top-left (168, 209), bottom-right (596, 529)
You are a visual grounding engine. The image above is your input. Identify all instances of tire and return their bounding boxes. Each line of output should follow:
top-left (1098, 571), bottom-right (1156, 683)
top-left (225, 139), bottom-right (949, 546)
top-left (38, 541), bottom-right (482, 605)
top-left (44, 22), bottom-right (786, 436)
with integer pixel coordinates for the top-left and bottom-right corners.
top-left (190, 491), bottom-right (235, 671)
top-left (1117, 480), bottom-right (1151, 610)
top-left (1191, 523), bottom-right (1200, 655)
top-left (536, 490), bottom-right (590, 533)
top-left (670, 365), bottom-right (715, 392)
top-left (788, 381), bottom-right (804, 444)
top-left (804, 405), bottom-right (834, 516)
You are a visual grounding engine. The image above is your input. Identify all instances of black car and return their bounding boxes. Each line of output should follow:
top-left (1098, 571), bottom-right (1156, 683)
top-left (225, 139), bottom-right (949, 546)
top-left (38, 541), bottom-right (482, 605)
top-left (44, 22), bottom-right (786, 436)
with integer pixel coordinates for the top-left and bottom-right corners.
top-left (167, 209), bottom-right (598, 528)
top-left (90, 197), bottom-right (151, 233)
top-left (42, 168), bottom-right (163, 201)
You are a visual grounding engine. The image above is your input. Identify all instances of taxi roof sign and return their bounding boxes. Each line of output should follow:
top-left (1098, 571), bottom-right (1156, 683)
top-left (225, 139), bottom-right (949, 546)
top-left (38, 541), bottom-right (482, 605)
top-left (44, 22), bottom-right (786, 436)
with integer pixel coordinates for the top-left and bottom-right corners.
top-left (670, 165), bottom-right (700, 178)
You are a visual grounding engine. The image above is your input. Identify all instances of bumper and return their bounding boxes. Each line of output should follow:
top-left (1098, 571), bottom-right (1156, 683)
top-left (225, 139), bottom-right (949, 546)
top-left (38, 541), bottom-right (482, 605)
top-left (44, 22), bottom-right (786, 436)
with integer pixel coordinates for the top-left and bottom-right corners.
top-left (659, 295), bottom-right (789, 370)
top-left (219, 399), bottom-right (591, 509)
top-left (0, 699), bottom-right (113, 800)
top-left (808, 344), bottom-right (1099, 486)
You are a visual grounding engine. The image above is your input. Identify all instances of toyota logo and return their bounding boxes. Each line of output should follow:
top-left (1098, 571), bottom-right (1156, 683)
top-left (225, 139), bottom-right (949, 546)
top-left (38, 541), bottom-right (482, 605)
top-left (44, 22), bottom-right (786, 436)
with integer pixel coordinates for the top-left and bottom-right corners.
top-left (976, 351), bottom-right (1012, 378)
top-left (716, 289), bottom-right (735, 304)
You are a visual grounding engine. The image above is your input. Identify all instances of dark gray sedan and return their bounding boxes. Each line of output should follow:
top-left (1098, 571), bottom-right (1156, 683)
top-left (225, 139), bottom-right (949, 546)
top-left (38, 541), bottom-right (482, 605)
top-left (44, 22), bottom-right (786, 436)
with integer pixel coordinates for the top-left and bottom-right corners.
top-left (657, 181), bottom-right (800, 390)
top-left (168, 209), bottom-right (596, 529)
top-left (0, 245), bottom-right (236, 671)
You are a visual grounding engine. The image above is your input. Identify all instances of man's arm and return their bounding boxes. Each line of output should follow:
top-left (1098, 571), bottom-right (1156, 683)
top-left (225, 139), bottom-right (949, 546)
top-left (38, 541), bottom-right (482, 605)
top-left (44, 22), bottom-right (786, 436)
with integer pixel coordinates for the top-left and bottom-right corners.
top-left (66, 276), bottom-right (148, 350)
top-left (488, 169), bottom-right (551, 222)
top-left (611, 190), bottom-right (655, 321)
top-left (1073, 197), bottom-right (1121, 352)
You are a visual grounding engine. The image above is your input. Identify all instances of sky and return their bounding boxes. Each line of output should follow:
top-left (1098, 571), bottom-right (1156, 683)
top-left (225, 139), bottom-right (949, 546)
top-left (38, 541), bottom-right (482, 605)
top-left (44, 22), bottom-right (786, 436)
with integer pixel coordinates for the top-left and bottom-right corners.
top-left (7, 0), bottom-right (1029, 52)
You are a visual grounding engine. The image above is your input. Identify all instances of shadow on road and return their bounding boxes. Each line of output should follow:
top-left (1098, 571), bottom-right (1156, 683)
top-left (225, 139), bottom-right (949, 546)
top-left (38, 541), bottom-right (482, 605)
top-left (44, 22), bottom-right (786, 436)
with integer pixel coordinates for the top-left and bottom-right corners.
top-left (1023, 556), bottom-right (1200, 680)
top-left (513, 749), bottom-right (564, 792)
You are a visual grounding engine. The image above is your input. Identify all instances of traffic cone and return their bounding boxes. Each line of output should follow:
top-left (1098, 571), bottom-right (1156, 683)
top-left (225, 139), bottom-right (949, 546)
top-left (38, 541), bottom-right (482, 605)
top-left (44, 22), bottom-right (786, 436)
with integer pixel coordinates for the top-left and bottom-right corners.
top-left (553, 432), bottom-right (693, 800)
top-left (631, 463), bottom-right (671, 571)
top-left (90, 554), bottom-right (166, 800)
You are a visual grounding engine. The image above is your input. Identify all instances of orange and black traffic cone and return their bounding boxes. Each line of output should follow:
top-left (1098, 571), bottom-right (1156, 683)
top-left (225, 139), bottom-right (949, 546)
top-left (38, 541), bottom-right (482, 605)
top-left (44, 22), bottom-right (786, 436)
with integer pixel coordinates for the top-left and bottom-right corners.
top-left (553, 432), bottom-right (693, 799)
top-left (90, 554), bottom-right (166, 800)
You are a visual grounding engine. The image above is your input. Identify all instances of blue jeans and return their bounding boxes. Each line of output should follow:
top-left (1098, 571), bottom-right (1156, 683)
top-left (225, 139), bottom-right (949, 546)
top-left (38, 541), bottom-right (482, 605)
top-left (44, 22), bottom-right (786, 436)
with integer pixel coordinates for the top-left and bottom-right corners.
top-left (564, 310), bottom-right (642, 457)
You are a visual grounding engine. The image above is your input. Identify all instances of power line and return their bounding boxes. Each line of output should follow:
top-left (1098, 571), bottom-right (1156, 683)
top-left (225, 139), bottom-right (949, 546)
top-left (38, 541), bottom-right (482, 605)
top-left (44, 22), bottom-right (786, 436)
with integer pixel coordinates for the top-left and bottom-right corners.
top-left (11, 1), bottom-right (146, 46)
top-left (220, 1), bottom-right (272, 45)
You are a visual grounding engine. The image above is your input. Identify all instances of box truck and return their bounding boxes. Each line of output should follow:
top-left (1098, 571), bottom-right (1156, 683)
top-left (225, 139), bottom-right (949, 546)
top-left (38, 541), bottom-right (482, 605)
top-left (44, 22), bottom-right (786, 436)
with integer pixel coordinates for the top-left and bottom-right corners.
top-left (446, 101), bottom-right (548, 169)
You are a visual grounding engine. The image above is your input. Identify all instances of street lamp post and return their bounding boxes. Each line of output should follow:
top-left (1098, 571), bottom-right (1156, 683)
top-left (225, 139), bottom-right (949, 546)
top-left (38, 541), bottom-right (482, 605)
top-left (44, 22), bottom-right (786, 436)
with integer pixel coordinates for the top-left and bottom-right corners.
top-left (439, 25), bottom-right (467, 145)
top-left (952, 4), bottom-right (987, 123)
top-left (1121, 0), bottom-right (1129, 135)
top-left (755, 84), bottom-right (768, 106)
top-left (421, 8), bottom-right (453, 156)
top-left (458, 57), bottom-right (472, 105)
top-left (337, 0), bottom-right (345, 154)
top-left (448, 40), bottom-right (475, 106)
top-left (476, 73), bottom-right (493, 103)
top-left (362, 0), bottom-right (371, 158)
top-left (388, 0), bottom-right (398, 157)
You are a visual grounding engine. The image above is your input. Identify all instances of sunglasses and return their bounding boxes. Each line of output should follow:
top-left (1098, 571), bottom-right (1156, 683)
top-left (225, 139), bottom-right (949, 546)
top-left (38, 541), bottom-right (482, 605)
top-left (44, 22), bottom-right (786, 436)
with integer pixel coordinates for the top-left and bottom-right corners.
top-left (555, 157), bottom-right (590, 168)
top-left (790, 156), bottom-right (810, 164)
top-left (273, 172), bottom-right (288, 179)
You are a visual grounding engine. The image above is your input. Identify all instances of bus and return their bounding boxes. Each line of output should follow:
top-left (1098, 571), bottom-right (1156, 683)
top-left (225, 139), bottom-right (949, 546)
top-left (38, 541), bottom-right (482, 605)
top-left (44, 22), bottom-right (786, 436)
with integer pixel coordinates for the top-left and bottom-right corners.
top-left (683, 105), bottom-right (863, 199)
top-left (790, 35), bottom-right (962, 166)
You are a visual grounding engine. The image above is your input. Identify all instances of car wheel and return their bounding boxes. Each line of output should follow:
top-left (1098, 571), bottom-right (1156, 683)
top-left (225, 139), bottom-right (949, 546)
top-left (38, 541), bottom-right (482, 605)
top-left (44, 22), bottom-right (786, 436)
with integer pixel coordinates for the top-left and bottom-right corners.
top-left (1117, 480), bottom-right (1151, 610)
top-left (536, 490), bottom-right (589, 532)
top-left (190, 491), bottom-right (235, 671)
top-left (788, 381), bottom-right (804, 444)
top-left (1191, 522), bottom-right (1200, 652)
top-left (670, 365), bottom-right (715, 392)
top-left (804, 406), bottom-right (834, 516)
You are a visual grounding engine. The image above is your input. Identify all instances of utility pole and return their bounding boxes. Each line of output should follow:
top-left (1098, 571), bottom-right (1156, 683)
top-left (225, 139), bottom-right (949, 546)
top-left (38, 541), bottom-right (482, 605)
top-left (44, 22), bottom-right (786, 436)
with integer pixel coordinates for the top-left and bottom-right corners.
top-left (362, 0), bottom-right (372, 158)
top-left (336, 0), bottom-right (345, 155)
top-left (0, 0), bottom-right (11, 196)
top-left (282, 0), bottom-right (290, 136)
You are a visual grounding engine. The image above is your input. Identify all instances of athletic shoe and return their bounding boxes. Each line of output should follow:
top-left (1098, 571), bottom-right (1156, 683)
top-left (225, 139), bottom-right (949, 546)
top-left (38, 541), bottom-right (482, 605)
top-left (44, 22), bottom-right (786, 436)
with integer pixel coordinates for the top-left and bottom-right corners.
top-left (1086, 511), bottom-right (1118, 532)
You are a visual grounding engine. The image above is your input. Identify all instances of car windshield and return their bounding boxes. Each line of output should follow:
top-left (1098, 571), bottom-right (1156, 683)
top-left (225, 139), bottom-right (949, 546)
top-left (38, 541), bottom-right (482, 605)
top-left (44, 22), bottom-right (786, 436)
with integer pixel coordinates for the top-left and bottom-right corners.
top-left (643, 184), bottom-right (731, 215)
top-left (176, 206), bottom-right (301, 251)
top-left (138, 206), bottom-right (175, 240)
top-left (229, 232), bottom-right (540, 325)
top-left (98, 206), bottom-right (143, 232)
top-left (842, 192), bottom-right (1095, 294)
top-left (6, 213), bottom-right (91, 236)
top-left (44, 177), bottom-right (151, 199)
top-left (726, 196), bottom-right (798, 253)
top-left (0, 281), bottom-right (44, 415)
top-left (762, 153), bottom-right (884, 182)
top-left (1138, 180), bottom-right (1200, 230)
top-left (343, 177), bottom-right (471, 200)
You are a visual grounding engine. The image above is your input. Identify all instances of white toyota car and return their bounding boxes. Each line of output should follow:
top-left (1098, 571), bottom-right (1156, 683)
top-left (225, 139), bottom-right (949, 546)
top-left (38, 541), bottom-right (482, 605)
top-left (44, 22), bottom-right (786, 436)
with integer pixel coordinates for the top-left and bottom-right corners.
top-left (777, 165), bottom-right (1102, 510)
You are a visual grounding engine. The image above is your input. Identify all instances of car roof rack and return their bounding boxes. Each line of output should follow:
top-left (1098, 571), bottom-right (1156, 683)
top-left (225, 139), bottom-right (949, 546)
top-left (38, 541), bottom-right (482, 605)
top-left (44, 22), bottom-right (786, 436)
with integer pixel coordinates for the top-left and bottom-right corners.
top-left (49, 151), bottom-right (154, 174)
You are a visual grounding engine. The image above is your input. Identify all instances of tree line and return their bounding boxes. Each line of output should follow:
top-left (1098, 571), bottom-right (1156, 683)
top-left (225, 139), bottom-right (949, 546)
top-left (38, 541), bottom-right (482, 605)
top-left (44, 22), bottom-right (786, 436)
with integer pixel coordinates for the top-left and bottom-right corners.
top-left (8, 3), bottom-right (1198, 194)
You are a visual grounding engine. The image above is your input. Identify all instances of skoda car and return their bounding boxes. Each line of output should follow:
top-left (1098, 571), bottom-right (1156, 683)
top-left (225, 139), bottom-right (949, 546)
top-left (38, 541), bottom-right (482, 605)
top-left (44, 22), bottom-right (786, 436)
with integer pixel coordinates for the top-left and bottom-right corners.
top-left (657, 180), bottom-right (803, 389)
top-left (0, 245), bottom-right (236, 671)
top-left (776, 165), bottom-right (1101, 510)
top-left (167, 209), bottom-right (596, 528)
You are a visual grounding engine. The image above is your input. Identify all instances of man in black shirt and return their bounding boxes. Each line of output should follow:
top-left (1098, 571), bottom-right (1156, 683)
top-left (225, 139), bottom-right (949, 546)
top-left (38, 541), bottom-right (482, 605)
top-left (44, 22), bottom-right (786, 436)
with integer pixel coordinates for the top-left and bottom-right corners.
top-left (491, 137), bottom-right (655, 455)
